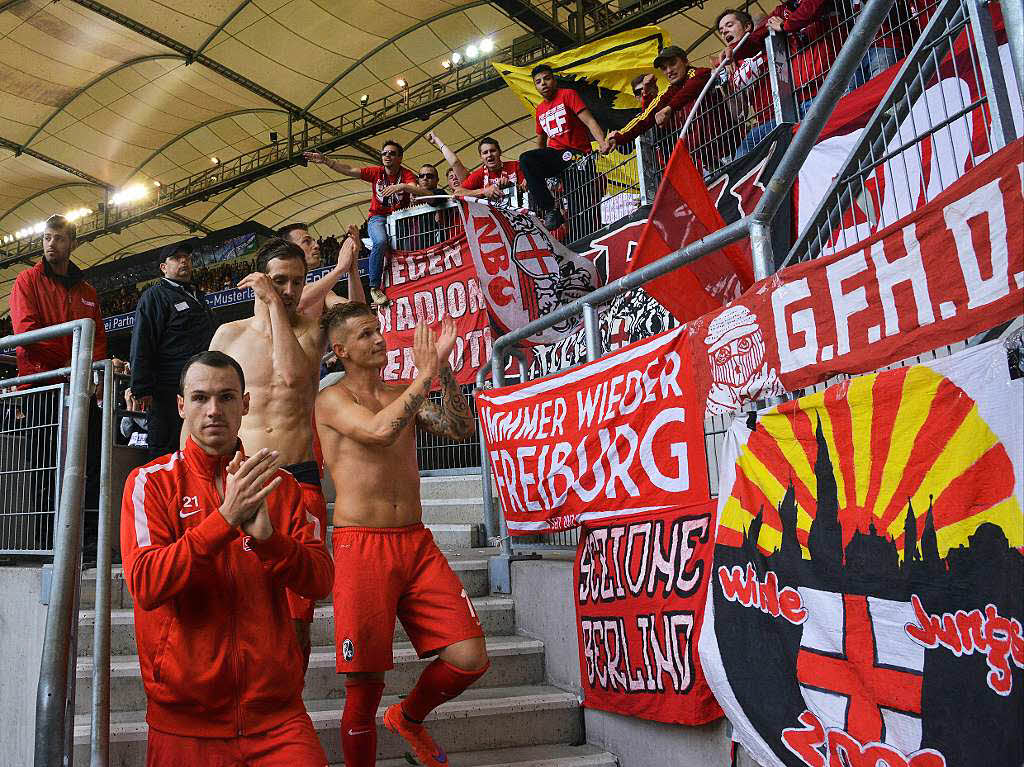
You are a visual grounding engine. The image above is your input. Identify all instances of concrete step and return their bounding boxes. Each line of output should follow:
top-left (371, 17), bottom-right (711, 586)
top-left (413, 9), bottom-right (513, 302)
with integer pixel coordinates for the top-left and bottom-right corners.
top-left (419, 473), bottom-right (485, 500)
top-left (422, 497), bottom-right (490, 525)
top-left (80, 550), bottom-right (495, 610)
top-left (77, 595), bottom-right (515, 656)
top-left (76, 635), bottom-right (545, 715)
top-left (372, 744), bottom-right (618, 767)
top-left (74, 685), bottom-right (583, 765)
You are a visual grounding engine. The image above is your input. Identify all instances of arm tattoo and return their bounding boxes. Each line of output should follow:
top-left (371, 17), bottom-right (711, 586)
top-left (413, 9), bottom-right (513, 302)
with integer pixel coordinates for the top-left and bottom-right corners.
top-left (417, 365), bottom-right (474, 439)
top-left (390, 381), bottom-right (429, 434)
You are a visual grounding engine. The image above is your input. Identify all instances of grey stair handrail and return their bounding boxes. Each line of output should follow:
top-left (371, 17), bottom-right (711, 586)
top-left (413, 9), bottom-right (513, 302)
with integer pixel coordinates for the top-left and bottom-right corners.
top-left (0, 319), bottom-right (97, 767)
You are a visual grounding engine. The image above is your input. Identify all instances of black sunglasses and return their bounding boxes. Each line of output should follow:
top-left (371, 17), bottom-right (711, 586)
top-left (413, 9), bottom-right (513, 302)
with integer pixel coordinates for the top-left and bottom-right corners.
top-left (381, 149), bottom-right (401, 156)
top-left (418, 172), bottom-right (438, 179)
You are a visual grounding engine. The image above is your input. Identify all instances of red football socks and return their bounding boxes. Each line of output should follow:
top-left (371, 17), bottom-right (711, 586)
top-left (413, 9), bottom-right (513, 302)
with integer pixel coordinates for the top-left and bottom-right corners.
top-left (341, 678), bottom-right (385, 766)
top-left (400, 657), bottom-right (490, 723)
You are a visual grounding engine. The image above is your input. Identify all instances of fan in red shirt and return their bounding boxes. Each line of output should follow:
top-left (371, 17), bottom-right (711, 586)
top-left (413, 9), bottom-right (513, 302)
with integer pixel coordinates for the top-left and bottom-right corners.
top-left (304, 140), bottom-right (430, 307)
top-left (518, 64), bottom-right (610, 231)
top-left (716, 9), bottom-right (778, 160)
top-left (605, 45), bottom-right (736, 172)
top-left (120, 350), bottom-right (333, 766)
top-left (455, 136), bottom-right (524, 204)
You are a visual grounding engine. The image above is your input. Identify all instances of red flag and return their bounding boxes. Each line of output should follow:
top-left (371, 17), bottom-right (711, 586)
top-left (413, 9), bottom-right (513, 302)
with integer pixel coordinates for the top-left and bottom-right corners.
top-left (628, 141), bottom-right (754, 320)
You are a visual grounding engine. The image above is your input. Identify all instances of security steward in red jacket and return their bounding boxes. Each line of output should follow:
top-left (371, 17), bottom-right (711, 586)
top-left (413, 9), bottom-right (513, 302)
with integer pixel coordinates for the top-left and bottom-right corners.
top-left (120, 350), bottom-right (333, 766)
top-left (9, 213), bottom-right (109, 558)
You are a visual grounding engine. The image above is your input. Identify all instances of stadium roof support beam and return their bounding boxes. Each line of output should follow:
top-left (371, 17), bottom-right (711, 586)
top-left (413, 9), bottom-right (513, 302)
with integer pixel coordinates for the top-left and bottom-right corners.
top-left (192, 0), bottom-right (251, 59)
top-left (68, 0), bottom-right (339, 135)
top-left (2, 0), bottom-right (685, 263)
top-left (0, 137), bottom-right (111, 188)
top-left (0, 182), bottom-right (103, 228)
top-left (162, 211), bottom-right (212, 234)
top-left (489, 0), bottom-right (576, 45)
top-left (302, 1), bottom-right (497, 115)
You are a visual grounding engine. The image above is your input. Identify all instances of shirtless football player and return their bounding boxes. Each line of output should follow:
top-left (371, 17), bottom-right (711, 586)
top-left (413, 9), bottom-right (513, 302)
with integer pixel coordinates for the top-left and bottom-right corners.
top-left (315, 303), bottom-right (489, 767)
top-left (209, 231), bottom-right (360, 665)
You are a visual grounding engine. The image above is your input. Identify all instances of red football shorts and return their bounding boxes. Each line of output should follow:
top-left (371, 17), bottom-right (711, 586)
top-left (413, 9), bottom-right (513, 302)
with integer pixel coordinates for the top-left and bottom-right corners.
top-left (286, 481), bottom-right (328, 623)
top-left (146, 712), bottom-right (327, 766)
top-left (332, 523), bottom-right (483, 672)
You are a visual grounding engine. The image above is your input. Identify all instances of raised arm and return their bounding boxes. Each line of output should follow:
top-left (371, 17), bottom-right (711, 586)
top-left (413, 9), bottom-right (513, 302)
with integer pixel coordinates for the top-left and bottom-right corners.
top-left (299, 226), bottom-right (363, 316)
top-left (316, 322), bottom-right (439, 447)
top-left (427, 131), bottom-right (469, 183)
top-left (238, 272), bottom-right (309, 388)
top-left (416, 316), bottom-right (474, 440)
top-left (303, 151), bottom-right (363, 178)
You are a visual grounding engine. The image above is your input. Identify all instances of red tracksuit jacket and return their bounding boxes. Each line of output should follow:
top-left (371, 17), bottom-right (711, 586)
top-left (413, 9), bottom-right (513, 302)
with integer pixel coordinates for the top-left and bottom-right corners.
top-left (120, 436), bottom-right (333, 737)
top-left (9, 259), bottom-right (108, 377)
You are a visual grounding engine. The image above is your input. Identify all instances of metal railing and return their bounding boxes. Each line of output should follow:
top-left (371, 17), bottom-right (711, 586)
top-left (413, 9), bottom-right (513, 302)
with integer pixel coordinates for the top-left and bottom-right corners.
top-left (785, 0), bottom-right (1018, 265)
top-left (0, 320), bottom-right (99, 767)
top-left (476, 0), bottom-right (930, 556)
top-left (388, 199), bottom-right (465, 252)
top-left (417, 383), bottom-right (484, 475)
top-left (0, 383), bottom-right (65, 555)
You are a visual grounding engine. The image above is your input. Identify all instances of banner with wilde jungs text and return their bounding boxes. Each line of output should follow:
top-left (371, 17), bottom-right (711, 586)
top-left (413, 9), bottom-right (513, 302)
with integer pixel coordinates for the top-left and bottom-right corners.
top-left (575, 502), bottom-right (723, 725)
top-left (698, 342), bottom-right (1024, 767)
top-left (475, 325), bottom-right (709, 533)
top-left (377, 234), bottom-right (493, 386)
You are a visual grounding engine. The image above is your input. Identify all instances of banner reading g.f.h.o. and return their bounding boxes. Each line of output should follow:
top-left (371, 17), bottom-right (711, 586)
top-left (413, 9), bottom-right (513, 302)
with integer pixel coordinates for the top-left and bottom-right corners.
top-left (576, 502), bottom-right (723, 725)
top-left (475, 326), bottom-right (709, 534)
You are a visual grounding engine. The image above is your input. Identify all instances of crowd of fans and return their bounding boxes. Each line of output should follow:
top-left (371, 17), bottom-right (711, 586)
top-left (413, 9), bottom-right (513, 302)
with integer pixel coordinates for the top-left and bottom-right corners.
top-left (94, 236), bottom-right (347, 317)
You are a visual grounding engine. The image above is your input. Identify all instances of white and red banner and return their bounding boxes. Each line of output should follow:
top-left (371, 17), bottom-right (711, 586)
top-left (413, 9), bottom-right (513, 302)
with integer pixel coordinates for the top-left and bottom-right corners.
top-left (458, 200), bottom-right (600, 345)
top-left (476, 325), bottom-right (709, 533)
top-left (689, 137), bottom-right (1024, 416)
top-left (797, 31), bottom-right (1022, 254)
top-left (378, 235), bottom-right (493, 386)
top-left (698, 341), bottom-right (1024, 766)
top-left (575, 502), bottom-right (723, 725)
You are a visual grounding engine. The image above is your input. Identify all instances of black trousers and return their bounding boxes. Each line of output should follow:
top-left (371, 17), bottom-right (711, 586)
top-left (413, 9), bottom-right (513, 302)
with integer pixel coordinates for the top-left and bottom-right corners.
top-left (145, 387), bottom-right (182, 461)
top-left (520, 147), bottom-right (578, 212)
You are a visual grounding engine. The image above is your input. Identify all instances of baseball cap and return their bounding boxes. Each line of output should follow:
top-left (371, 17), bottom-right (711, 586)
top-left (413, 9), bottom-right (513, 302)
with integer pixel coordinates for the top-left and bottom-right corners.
top-left (158, 242), bottom-right (192, 261)
top-left (653, 45), bottom-right (687, 68)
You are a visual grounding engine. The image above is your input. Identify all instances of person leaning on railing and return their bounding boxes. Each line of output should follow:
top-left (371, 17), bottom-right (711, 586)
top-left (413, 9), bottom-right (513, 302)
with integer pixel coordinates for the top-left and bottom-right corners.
top-left (304, 141), bottom-right (433, 308)
top-left (455, 136), bottom-right (526, 206)
top-left (716, 9), bottom-right (777, 160)
top-left (604, 45), bottom-right (736, 172)
top-left (8, 213), bottom-right (111, 561)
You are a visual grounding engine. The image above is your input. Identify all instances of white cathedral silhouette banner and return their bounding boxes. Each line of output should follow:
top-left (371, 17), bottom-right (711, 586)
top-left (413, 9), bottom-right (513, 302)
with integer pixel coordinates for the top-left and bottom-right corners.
top-left (698, 341), bottom-right (1024, 767)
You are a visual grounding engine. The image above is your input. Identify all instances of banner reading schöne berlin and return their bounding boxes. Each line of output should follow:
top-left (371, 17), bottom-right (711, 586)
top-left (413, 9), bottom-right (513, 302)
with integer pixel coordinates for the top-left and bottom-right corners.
top-left (576, 502), bottom-right (723, 726)
top-left (475, 325), bottom-right (709, 533)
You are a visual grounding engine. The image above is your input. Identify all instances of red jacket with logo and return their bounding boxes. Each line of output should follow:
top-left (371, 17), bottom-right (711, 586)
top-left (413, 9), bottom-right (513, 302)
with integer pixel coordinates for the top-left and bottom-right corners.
top-left (9, 259), bottom-right (108, 377)
top-left (120, 437), bottom-right (333, 737)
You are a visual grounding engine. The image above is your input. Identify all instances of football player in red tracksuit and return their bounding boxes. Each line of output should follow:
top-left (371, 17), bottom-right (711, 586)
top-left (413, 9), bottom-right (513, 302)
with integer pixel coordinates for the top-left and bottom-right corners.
top-left (120, 350), bottom-right (333, 766)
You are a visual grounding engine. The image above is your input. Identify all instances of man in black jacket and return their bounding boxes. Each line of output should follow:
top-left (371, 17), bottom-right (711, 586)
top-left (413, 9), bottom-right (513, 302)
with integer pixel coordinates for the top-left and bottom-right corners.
top-left (129, 243), bottom-right (215, 459)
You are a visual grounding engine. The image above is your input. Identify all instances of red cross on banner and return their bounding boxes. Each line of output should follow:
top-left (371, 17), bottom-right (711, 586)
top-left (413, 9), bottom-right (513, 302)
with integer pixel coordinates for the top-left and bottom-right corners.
top-left (796, 594), bottom-right (923, 744)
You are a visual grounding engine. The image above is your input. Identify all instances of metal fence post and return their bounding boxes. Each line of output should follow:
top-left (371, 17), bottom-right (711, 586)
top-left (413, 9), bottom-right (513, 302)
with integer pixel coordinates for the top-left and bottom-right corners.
top-left (34, 319), bottom-right (95, 767)
top-left (966, 0), bottom-right (1018, 150)
top-left (475, 365), bottom-right (500, 545)
top-left (583, 302), bottom-right (603, 362)
top-left (1005, 0), bottom-right (1024, 104)
top-left (90, 360), bottom-right (115, 767)
top-left (634, 137), bottom-right (650, 206)
top-left (765, 29), bottom-right (797, 126)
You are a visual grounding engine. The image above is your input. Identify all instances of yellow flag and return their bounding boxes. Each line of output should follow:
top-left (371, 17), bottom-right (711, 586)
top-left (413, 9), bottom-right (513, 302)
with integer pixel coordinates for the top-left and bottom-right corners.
top-left (493, 25), bottom-right (670, 132)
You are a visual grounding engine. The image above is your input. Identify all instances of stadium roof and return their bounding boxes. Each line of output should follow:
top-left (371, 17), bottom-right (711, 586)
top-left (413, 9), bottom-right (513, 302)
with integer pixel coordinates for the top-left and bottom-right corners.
top-left (0, 0), bottom-right (772, 312)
